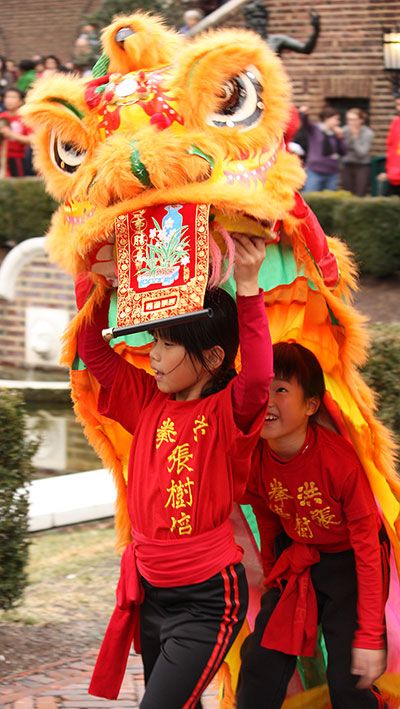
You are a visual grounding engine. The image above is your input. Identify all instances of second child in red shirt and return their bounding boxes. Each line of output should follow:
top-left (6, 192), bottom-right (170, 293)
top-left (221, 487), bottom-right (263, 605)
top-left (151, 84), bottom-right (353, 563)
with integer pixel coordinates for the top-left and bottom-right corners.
top-left (77, 234), bottom-right (274, 706)
top-left (237, 342), bottom-right (389, 709)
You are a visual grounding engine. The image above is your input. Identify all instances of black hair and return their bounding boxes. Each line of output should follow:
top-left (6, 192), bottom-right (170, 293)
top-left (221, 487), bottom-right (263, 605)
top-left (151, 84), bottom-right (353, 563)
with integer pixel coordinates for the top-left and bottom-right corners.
top-left (44, 55), bottom-right (62, 68)
top-left (18, 59), bottom-right (36, 72)
top-left (150, 288), bottom-right (239, 398)
top-left (273, 342), bottom-right (326, 411)
top-left (319, 105), bottom-right (340, 122)
top-left (4, 87), bottom-right (24, 100)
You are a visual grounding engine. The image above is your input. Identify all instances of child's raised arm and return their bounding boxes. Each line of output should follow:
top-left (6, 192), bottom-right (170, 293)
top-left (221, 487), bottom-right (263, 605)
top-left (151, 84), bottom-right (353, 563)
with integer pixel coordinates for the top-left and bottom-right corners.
top-left (231, 235), bottom-right (274, 432)
top-left (75, 274), bottom-right (157, 433)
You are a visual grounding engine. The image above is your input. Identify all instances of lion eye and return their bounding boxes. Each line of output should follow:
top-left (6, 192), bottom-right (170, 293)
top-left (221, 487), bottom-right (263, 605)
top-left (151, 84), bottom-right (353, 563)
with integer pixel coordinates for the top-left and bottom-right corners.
top-left (50, 129), bottom-right (86, 173)
top-left (207, 68), bottom-right (264, 129)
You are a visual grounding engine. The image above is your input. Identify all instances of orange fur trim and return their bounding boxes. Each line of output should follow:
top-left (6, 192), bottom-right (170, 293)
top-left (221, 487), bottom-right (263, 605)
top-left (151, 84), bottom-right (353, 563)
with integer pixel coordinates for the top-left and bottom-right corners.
top-left (101, 13), bottom-right (183, 74)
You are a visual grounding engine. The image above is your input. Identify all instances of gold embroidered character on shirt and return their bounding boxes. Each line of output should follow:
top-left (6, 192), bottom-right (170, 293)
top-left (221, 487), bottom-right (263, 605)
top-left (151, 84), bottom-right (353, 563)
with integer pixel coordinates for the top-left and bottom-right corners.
top-left (156, 417), bottom-right (177, 449)
top-left (170, 511), bottom-right (193, 535)
top-left (297, 481), bottom-right (323, 507)
top-left (165, 476), bottom-right (195, 509)
top-left (193, 415), bottom-right (208, 442)
top-left (310, 506), bottom-right (341, 528)
top-left (168, 443), bottom-right (194, 475)
top-left (295, 513), bottom-right (313, 539)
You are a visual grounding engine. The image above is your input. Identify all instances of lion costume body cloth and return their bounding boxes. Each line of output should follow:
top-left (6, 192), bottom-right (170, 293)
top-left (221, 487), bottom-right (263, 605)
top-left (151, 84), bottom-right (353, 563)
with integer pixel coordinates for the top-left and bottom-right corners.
top-left (23, 14), bottom-right (400, 707)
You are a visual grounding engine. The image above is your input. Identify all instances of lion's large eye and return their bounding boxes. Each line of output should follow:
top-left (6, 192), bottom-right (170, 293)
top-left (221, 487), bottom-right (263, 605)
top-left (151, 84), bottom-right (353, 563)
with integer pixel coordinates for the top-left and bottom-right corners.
top-left (50, 129), bottom-right (86, 173)
top-left (207, 68), bottom-right (263, 129)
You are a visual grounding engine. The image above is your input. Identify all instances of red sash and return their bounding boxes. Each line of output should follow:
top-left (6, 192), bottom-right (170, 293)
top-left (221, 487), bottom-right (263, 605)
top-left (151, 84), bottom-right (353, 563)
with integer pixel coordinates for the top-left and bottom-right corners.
top-left (89, 519), bottom-right (242, 699)
top-left (261, 543), bottom-right (320, 657)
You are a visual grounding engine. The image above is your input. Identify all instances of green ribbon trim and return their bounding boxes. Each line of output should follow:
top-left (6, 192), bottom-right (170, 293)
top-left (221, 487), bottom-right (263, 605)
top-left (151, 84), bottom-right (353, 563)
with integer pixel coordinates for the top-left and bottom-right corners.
top-left (91, 52), bottom-right (110, 78)
top-left (188, 145), bottom-right (215, 169)
top-left (47, 98), bottom-right (84, 120)
top-left (130, 141), bottom-right (152, 187)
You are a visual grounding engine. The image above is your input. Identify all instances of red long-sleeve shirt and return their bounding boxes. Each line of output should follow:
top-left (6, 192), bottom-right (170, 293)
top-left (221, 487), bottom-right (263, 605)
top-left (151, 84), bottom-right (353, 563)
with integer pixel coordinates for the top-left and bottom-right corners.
top-left (77, 290), bottom-right (274, 540)
top-left (243, 425), bottom-right (385, 650)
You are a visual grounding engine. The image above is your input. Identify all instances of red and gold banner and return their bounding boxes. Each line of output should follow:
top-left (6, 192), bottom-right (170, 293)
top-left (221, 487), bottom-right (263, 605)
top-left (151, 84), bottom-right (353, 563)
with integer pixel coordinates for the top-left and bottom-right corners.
top-left (115, 203), bottom-right (210, 327)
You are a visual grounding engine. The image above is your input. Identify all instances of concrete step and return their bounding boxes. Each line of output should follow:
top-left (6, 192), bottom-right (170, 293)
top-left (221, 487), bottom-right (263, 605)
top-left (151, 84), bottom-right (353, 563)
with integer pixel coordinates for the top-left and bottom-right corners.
top-left (28, 469), bottom-right (116, 532)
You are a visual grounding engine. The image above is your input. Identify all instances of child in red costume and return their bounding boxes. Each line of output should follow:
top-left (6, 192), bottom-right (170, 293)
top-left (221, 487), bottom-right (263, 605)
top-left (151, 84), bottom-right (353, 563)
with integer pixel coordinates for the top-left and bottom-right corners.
top-left (0, 88), bottom-right (31, 177)
top-left (237, 342), bottom-right (389, 709)
top-left (76, 235), bottom-right (274, 707)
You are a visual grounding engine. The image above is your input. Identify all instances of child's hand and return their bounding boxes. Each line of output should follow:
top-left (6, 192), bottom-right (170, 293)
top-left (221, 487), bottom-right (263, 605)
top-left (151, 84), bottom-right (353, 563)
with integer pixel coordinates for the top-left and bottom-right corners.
top-left (232, 233), bottom-right (266, 296)
top-left (351, 647), bottom-right (387, 689)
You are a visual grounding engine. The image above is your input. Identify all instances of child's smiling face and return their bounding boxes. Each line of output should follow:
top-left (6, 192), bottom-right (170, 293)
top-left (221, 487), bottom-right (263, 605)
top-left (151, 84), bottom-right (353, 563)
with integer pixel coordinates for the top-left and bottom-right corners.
top-left (261, 375), bottom-right (319, 455)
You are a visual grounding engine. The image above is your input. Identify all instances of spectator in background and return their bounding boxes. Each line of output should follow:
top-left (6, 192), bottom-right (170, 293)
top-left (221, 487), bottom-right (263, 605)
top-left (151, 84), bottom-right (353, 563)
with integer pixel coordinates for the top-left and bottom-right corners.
top-left (341, 109), bottom-right (374, 197)
top-left (5, 59), bottom-right (18, 83)
top-left (0, 88), bottom-right (32, 177)
top-left (76, 23), bottom-right (100, 52)
top-left (179, 9), bottom-right (204, 35)
top-left (43, 55), bottom-right (63, 75)
top-left (72, 36), bottom-right (94, 75)
top-left (16, 59), bottom-right (37, 94)
top-left (378, 95), bottom-right (400, 196)
top-left (300, 105), bottom-right (347, 193)
top-left (31, 55), bottom-right (45, 78)
top-left (0, 57), bottom-right (16, 108)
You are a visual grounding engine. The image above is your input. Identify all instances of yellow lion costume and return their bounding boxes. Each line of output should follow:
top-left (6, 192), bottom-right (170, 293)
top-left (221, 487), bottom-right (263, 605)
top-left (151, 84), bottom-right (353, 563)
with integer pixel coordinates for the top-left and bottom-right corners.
top-left (23, 13), bottom-right (400, 706)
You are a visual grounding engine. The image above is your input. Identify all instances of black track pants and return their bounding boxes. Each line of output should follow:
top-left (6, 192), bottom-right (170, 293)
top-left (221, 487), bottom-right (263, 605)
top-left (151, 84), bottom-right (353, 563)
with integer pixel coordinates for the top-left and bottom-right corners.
top-left (139, 562), bottom-right (248, 709)
top-left (237, 549), bottom-right (388, 709)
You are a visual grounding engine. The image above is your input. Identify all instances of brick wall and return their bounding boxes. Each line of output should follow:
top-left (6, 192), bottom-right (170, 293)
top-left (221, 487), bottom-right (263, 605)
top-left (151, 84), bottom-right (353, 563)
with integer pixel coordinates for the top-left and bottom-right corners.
top-left (1, 0), bottom-right (99, 65)
top-left (225, 0), bottom-right (400, 153)
top-left (0, 254), bottom-right (75, 369)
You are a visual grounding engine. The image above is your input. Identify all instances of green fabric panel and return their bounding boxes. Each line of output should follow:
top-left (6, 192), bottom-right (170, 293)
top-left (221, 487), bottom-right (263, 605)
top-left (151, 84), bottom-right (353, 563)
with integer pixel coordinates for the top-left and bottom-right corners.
top-left (71, 352), bottom-right (87, 371)
top-left (240, 504), bottom-right (261, 549)
top-left (224, 244), bottom-right (313, 296)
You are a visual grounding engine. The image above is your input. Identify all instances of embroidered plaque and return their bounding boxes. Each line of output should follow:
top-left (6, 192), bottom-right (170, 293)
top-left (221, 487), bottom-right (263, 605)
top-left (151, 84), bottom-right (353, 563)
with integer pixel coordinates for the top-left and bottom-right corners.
top-left (115, 203), bottom-right (210, 327)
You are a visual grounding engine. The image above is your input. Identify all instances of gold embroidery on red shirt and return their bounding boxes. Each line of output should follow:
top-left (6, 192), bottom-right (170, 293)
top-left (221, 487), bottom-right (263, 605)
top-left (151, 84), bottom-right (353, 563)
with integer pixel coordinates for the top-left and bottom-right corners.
top-left (310, 506), bottom-right (341, 528)
top-left (193, 415), bottom-right (208, 442)
top-left (297, 481), bottom-right (323, 507)
top-left (271, 503), bottom-right (291, 518)
top-left (156, 417), bottom-right (177, 449)
top-left (295, 513), bottom-right (313, 539)
top-left (269, 478), bottom-right (293, 503)
top-left (167, 443), bottom-right (194, 475)
top-left (165, 476), bottom-right (194, 509)
top-left (170, 511), bottom-right (193, 535)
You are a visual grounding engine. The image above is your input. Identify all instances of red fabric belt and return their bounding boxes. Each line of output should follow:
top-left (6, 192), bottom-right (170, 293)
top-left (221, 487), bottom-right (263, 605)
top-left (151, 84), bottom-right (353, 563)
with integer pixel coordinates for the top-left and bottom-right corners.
top-left (261, 543), bottom-right (320, 657)
top-left (89, 519), bottom-right (242, 699)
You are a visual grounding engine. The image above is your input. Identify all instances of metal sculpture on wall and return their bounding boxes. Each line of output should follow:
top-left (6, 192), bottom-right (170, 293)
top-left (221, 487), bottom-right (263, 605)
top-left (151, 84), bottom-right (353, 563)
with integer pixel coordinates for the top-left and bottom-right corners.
top-left (244, 2), bottom-right (320, 56)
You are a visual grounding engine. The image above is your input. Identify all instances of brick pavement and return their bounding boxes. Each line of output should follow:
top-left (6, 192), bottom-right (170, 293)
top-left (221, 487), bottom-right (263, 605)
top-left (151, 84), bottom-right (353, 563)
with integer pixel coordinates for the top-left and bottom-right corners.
top-left (0, 650), bottom-right (220, 709)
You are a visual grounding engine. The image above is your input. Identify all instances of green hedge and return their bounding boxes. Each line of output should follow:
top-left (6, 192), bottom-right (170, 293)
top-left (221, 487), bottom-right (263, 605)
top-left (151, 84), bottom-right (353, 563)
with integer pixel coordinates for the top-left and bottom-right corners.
top-left (1, 179), bottom-right (400, 276)
top-left (0, 178), bottom-right (56, 245)
top-left (363, 325), bottom-right (400, 452)
top-left (305, 192), bottom-right (400, 277)
top-left (0, 391), bottom-right (35, 611)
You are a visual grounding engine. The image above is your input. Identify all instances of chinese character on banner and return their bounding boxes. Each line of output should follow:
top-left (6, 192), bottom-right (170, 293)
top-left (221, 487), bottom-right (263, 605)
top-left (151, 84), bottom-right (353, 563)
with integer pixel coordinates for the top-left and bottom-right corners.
top-left (115, 203), bottom-right (210, 327)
